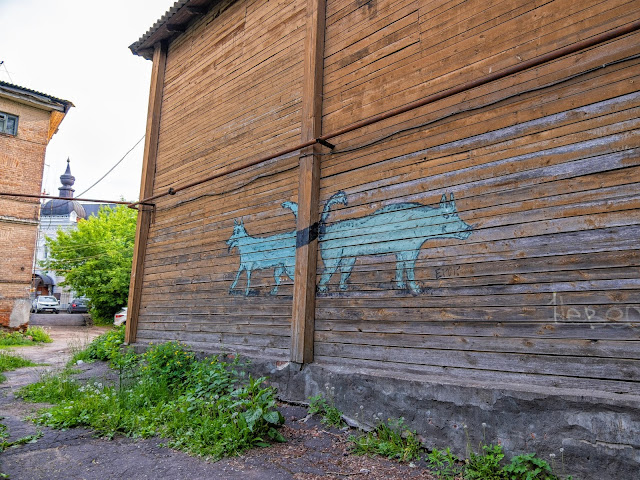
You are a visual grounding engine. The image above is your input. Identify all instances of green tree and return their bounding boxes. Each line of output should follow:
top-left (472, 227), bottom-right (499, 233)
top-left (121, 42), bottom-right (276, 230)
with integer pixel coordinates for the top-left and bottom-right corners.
top-left (42, 205), bottom-right (137, 322)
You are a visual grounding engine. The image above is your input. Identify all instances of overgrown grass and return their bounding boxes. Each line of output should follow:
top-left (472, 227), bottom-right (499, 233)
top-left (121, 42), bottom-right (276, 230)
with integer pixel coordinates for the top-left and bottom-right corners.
top-left (0, 327), bottom-right (53, 347)
top-left (308, 394), bottom-right (345, 428)
top-left (0, 352), bottom-right (37, 383)
top-left (19, 338), bottom-right (285, 460)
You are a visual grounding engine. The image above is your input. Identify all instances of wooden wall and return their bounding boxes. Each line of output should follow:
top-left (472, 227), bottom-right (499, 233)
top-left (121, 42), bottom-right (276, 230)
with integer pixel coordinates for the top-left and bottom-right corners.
top-left (314, 0), bottom-right (640, 394)
top-left (134, 0), bottom-right (639, 393)
top-left (135, 0), bottom-right (307, 359)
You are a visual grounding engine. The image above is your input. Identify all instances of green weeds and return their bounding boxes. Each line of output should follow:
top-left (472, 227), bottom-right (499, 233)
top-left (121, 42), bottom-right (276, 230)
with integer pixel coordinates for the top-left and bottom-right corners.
top-left (350, 418), bottom-right (422, 462)
top-left (19, 339), bottom-right (285, 460)
top-left (346, 415), bottom-right (573, 480)
top-left (70, 325), bottom-right (125, 365)
top-left (465, 444), bottom-right (505, 479)
top-left (0, 352), bottom-right (37, 383)
top-left (308, 394), bottom-right (345, 428)
top-left (0, 327), bottom-right (52, 347)
top-left (427, 446), bottom-right (464, 479)
top-left (0, 421), bottom-right (42, 453)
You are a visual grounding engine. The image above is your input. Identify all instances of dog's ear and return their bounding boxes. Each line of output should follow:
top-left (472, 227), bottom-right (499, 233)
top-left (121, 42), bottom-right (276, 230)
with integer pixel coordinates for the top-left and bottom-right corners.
top-left (449, 192), bottom-right (456, 208)
top-left (440, 193), bottom-right (447, 207)
top-left (234, 219), bottom-right (238, 225)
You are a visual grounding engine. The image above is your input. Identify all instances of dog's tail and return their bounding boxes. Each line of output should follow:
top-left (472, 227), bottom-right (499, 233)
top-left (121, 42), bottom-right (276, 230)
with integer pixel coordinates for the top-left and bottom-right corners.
top-left (281, 201), bottom-right (298, 219)
top-left (319, 191), bottom-right (348, 231)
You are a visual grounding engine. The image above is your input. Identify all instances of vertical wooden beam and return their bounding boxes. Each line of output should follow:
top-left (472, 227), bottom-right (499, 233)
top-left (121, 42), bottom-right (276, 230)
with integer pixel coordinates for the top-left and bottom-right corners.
top-left (291, 0), bottom-right (326, 364)
top-left (125, 42), bottom-right (167, 344)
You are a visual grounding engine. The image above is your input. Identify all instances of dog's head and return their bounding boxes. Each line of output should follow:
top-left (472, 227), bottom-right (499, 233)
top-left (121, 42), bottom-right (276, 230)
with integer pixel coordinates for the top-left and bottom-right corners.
top-left (226, 219), bottom-right (246, 252)
top-left (439, 193), bottom-right (473, 240)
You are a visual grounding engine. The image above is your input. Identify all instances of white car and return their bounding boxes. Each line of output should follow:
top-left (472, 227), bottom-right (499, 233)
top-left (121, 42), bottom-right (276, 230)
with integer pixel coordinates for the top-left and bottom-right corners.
top-left (114, 307), bottom-right (128, 326)
top-left (31, 296), bottom-right (60, 314)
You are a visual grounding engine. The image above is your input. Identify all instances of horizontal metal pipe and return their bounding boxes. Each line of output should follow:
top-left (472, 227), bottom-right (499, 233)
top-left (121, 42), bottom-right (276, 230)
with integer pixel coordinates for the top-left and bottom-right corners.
top-left (0, 191), bottom-right (150, 206)
top-left (129, 19), bottom-right (640, 209)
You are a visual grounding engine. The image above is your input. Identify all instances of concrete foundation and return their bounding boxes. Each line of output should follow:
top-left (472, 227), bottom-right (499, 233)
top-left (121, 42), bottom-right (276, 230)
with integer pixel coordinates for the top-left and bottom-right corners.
top-left (247, 358), bottom-right (640, 480)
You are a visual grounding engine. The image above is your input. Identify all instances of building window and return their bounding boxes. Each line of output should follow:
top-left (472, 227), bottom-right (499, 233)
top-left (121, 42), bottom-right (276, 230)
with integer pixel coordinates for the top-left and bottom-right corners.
top-left (0, 112), bottom-right (18, 135)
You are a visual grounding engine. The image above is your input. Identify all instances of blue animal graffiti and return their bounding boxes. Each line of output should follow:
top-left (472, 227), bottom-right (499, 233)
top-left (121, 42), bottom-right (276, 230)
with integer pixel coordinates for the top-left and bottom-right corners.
top-left (227, 201), bottom-right (297, 295)
top-left (317, 191), bottom-right (473, 293)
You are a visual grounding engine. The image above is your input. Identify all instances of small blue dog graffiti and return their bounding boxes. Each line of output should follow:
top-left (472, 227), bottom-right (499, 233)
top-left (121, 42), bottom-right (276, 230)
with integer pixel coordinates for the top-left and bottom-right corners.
top-left (227, 201), bottom-right (297, 295)
top-left (317, 191), bottom-right (473, 293)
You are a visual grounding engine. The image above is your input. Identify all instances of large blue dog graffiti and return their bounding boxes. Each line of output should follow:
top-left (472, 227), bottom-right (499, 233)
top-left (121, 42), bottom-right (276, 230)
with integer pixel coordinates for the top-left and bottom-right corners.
top-left (316, 191), bottom-right (473, 293)
top-left (227, 201), bottom-right (297, 295)
top-left (227, 193), bottom-right (473, 295)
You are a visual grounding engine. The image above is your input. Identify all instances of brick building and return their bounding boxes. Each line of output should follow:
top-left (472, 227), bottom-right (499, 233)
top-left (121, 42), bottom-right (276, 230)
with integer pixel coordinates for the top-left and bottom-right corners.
top-left (0, 81), bottom-right (72, 328)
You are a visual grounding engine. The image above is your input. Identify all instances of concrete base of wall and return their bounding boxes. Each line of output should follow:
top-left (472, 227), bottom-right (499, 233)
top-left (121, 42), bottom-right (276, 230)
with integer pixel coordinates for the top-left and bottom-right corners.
top-left (9, 299), bottom-right (31, 329)
top-left (129, 341), bottom-right (639, 479)
top-left (245, 358), bottom-right (639, 480)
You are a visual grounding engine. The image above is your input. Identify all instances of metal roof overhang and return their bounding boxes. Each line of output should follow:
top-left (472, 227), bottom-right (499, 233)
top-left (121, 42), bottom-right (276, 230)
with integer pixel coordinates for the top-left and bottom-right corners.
top-left (33, 273), bottom-right (55, 286)
top-left (129, 0), bottom-right (228, 60)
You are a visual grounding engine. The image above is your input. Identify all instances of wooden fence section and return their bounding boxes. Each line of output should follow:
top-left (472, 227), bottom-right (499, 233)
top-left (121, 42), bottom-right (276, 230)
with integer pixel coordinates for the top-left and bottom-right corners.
top-left (315, 0), bottom-right (640, 393)
top-left (134, 0), bottom-right (307, 359)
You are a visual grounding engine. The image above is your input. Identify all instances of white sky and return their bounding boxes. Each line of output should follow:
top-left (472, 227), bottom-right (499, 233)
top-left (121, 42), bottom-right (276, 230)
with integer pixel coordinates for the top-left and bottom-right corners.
top-left (0, 0), bottom-right (172, 202)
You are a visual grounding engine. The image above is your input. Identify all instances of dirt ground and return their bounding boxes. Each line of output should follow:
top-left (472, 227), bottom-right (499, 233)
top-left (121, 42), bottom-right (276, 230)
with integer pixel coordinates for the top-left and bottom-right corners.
top-left (0, 326), bottom-right (437, 480)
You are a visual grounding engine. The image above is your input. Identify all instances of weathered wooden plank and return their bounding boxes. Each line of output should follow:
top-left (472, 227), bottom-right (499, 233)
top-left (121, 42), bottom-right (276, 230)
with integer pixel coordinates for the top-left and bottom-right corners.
top-left (314, 331), bottom-right (640, 359)
top-left (314, 355), bottom-right (640, 395)
top-left (314, 342), bottom-right (640, 381)
top-left (314, 302), bottom-right (640, 324)
top-left (315, 320), bottom-right (640, 341)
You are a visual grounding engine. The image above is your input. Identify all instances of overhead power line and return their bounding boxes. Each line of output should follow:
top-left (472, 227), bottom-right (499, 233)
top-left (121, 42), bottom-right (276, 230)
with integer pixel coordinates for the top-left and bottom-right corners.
top-left (77, 135), bottom-right (145, 198)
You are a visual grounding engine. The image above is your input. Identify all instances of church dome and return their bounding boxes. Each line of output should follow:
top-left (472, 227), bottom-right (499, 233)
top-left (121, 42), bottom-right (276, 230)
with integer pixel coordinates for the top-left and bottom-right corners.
top-left (41, 198), bottom-right (86, 218)
top-left (41, 159), bottom-right (87, 219)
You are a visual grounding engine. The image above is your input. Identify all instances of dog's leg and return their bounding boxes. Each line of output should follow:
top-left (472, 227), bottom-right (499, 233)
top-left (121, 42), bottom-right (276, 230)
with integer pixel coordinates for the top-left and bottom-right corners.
top-left (271, 266), bottom-right (284, 295)
top-left (244, 268), bottom-right (252, 296)
top-left (229, 265), bottom-right (245, 292)
top-left (339, 256), bottom-right (356, 291)
top-left (318, 252), bottom-right (341, 292)
top-left (394, 256), bottom-right (407, 290)
top-left (404, 251), bottom-right (421, 293)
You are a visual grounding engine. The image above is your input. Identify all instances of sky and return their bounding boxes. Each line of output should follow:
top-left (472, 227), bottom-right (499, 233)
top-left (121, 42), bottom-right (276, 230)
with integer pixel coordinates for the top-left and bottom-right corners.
top-left (0, 0), bottom-right (173, 202)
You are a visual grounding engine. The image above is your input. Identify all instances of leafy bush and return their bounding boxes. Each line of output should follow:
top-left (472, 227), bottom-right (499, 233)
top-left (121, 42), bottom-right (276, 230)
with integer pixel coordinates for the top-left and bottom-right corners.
top-left (308, 394), bottom-right (344, 428)
top-left (71, 325), bottom-right (125, 364)
top-left (19, 342), bottom-right (285, 460)
top-left (350, 418), bottom-right (422, 462)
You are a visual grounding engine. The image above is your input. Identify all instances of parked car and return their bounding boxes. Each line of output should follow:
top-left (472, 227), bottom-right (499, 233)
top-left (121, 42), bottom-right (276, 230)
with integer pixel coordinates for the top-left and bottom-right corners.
top-left (67, 298), bottom-right (89, 314)
top-left (31, 296), bottom-right (60, 314)
top-left (114, 307), bottom-right (128, 326)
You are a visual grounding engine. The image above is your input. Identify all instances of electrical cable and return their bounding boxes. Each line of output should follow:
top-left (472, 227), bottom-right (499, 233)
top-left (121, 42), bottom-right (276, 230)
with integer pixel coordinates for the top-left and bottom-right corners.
top-left (76, 135), bottom-right (145, 198)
